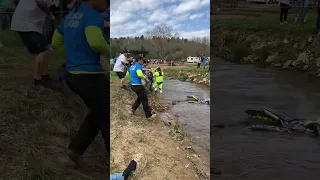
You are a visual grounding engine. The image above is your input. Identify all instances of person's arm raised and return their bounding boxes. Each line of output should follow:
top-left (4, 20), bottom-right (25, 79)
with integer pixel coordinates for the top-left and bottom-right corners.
top-left (136, 70), bottom-right (146, 79)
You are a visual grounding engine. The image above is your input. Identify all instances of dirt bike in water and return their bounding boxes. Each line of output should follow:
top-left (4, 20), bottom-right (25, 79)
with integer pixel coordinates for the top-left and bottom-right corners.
top-left (186, 95), bottom-right (210, 105)
top-left (245, 107), bottom-right (320, 137)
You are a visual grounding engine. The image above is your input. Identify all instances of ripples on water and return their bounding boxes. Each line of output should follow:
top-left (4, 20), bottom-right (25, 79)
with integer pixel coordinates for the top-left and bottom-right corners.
top-left (211, 58), bottom-right (320, 180)
top-left (160, 80), bottom-right (210, 160)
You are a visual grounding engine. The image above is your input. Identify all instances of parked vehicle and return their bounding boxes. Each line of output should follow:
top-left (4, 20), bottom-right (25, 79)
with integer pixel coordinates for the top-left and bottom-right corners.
top-left (187, 56), bottom-right (200, 63)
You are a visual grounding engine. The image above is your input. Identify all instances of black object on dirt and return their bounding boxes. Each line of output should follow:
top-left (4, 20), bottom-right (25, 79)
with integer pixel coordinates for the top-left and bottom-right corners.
top-left (123, 160), bottom-right (137, 179)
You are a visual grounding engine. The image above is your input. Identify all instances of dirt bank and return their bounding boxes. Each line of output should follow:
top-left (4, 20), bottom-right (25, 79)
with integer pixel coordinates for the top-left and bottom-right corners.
top-left (110, 74), bottom-right (209, 180)
top-left (162, 66), bottom-right (210, 86)
top-left (0, 31), bottom-right (109, 179)
top-left (212, 13), bottom-right (320, 77)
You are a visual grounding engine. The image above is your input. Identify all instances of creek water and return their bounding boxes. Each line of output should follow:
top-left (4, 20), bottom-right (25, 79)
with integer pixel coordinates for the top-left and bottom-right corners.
top-left (160, 79), bottom-right (210, 165)
top-left (211, 57), bottom-right (320, 180)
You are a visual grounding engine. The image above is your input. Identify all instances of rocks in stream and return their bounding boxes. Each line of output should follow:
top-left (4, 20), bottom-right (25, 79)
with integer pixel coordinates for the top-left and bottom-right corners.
top-left (316, 69), bottom-right (320, 77)
top-left (265, 53), bottom-right (278, 63)
top-left (273, 63), bottom-right (281, 67)
top-left (316, 58), bottom-right (320, 68)
top-left (292, 52), bottom-right (308, 66)
top-left (283, 60), bottom-right (293, 69)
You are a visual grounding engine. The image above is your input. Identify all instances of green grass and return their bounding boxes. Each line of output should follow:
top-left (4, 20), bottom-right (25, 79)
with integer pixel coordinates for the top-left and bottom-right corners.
top-left (0, 30), bottom-right (24, 47)
top-left (0, 30), bottom-right (108, 180)
top-left (213, 14), bottom-right (316, 37)
top-left (212, 11), bottom-right (320, 65)
top-left (164, 66), bottom-right (209, 84)
top-left (165, 66), bottom-right (208, 72)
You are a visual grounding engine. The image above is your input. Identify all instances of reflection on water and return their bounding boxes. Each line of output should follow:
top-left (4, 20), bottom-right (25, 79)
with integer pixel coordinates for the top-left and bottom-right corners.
top-left (211, 58), bottom-right (320, 180)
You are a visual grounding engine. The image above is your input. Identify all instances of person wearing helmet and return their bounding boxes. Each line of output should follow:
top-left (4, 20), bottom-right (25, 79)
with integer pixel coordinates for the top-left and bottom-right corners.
top-left (153, 67), bottom-right (164, 93)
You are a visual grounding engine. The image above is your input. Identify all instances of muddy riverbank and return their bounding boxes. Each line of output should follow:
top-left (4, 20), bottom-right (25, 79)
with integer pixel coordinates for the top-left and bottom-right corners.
top-left (110, 74), bottom-right (210, 180)
top-left (212, 14), bottom-right (320, 77)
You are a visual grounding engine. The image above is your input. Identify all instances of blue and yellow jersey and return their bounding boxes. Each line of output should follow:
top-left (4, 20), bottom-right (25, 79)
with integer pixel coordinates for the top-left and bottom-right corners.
top-left (126, 63), bottom-right (146, 85)
top-left (52, 4), bottom-right (109, 74)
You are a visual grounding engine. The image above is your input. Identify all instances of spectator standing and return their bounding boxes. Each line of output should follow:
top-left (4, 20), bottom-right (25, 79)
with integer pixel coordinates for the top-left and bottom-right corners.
top-left (280, 0), bottom-right (290, 25)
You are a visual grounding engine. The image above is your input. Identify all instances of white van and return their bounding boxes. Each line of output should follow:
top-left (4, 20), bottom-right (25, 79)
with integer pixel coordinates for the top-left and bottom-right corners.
top-left (187, 56), bottom-right (200, 63)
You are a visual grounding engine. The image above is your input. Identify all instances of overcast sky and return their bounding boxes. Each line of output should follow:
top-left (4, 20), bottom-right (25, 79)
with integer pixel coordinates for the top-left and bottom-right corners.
top-left (110, 0), bottom-right (210, 39)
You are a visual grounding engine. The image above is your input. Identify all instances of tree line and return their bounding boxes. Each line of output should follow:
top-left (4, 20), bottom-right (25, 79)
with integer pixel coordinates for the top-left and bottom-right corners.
top-left (110, 23), bottom-right (210, 62)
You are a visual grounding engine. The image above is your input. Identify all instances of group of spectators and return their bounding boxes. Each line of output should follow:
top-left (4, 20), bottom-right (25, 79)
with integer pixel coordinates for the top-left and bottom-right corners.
top-left (279, 0), bottom-right (310, 24)
top-left (5, 0), bottom-right (136, 179)
top-left (112, 50), bottom-right (166, 120)
top-left (197, 54), bottom-right (209, 69)
top-left (278, 0), bottom-right (320, 42)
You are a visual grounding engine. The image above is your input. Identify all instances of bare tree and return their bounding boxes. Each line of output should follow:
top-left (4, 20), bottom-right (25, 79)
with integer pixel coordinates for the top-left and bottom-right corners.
top-left (147, 23), bottom-right (174, 63)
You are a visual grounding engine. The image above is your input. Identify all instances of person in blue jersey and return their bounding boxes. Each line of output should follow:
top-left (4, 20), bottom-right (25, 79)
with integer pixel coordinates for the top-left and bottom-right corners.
top-left (51, 0), bottom-right (109, 167)
top-left (202, 54), bottom-right (207, 69)
top-left (126, 56), bottom-right (156, 119)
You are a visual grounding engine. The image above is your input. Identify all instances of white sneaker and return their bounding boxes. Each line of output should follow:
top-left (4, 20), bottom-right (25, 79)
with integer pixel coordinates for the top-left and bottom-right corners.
top-left (160, 90), bottom-right (163, 94)
top-left (147, 114), bottom-right (157, 120)
top-left (283, 21), bottom-right (288, 24)
top-left (129, 110), bottom-right (135, 115)
top-left (280, 22), bottom-right (284, 25)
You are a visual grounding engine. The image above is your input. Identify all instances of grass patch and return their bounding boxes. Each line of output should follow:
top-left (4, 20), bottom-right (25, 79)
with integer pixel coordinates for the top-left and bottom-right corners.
top-left (0, 30), bottom-right (108, 179)
top-left (165, 66), bottom-right (208, 72)
top-left (164, 66), bottom-right (210, 85)
top-left (0, 30), bottom-right (24, 47)
top-left (212, 14), bottom-right (315, 37)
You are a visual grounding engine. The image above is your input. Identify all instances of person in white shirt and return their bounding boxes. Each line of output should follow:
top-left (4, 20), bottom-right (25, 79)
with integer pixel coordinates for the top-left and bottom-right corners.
top-left (11, 0), bottom-right (55, 87)
top-left (113, 49), bottom-right (129, 88)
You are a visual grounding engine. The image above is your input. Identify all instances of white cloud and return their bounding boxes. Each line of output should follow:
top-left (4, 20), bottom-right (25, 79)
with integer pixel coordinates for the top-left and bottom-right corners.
top-left (174, 0), bottom-right (209, 14)
top-left (180, 29), bottom-right (210, 39)
top-left (190, 13), bottom-right (204, 20)
top-left (110, 11), bottom-right (132, 26)
top-left (148, 9), bottom-right (170, 22)
top-left (110, 0), bottom-right (210, 38)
